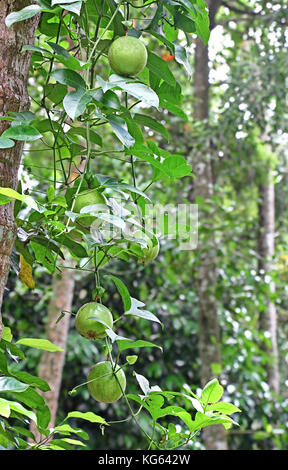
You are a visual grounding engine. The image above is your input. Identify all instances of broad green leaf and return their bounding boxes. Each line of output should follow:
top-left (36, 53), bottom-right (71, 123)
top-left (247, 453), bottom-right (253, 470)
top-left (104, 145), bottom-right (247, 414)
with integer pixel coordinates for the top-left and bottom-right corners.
top-left (2, 327), bottom-right (12, 342)
top-left (58, 2), bottom-right (82, 15)
top-left (0, 137), bottom-right (15, 149)
top-left (16, 338), bottom-right (63, 352)
top-left (194, 0), bottom-right (210, 45)
top-left (0, 188), bottom-right (39, 211)
top-left (125, 298), bottom-right (162, 325)
top-left (0, 398), bottom-right (37, 423)
top-left (106, 275), bottom-right (132, 312)
top-left (205, 402), bottom-right (241, 415)
top-left (105, 0), bottom-right (125, 37)
top-left (146, 51), bottom-right (176, 87)
top-left (51, 68), bottom-right (86, 90)
top-left (56, 234), bottom-right (88, 258)
top-left (2, 124), bottom-right (42, 142)
top-left (11, 371), bottom-right (50, 392)
top-left (107, 115), bottom-right (135, 148)
top-left (174, 44), bottom-right (192, 77)
top-left (105, 75), bottom-right (159, 109)
top-left (134, 372), bottom-right (150, 397)
top-left (63, 88), bottom-right (91, 120)
top-left (54, 424), bottom-right (89, 441)
top-left (201, 378), bottom-right (224, 404)
top-left (0, 377), bottom-right (29, 393)
top-left (0, 399), bottom-right (10, 418)
top-left (65, 411), bottom-right (108, 425)
top-left (5, 4), bottom-right (42, 28)
top-left (133, 113), bottom-right (169, 140)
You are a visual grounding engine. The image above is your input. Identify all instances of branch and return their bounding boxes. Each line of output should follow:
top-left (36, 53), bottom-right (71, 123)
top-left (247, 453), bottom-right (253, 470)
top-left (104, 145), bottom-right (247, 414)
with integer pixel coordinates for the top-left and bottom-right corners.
top-left (221, 0), bottom-right (259, 16)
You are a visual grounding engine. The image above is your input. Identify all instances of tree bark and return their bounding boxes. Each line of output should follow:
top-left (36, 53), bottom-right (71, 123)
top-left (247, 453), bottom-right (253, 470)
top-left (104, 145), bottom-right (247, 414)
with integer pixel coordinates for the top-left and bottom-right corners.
top-left (0, 1), bottom-right (39, 339)
top-left (193, 0), bottom-right (227, 450)
top-left (30, 257), bottom-right (75, 441)
top-left (258, 171), bottom-right (279, 395)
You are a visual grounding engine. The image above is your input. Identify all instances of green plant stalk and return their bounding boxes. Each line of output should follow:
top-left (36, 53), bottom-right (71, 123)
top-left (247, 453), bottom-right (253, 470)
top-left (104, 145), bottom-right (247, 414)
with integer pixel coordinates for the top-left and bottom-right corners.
top-left (105, 337), bottom-right (160, 449)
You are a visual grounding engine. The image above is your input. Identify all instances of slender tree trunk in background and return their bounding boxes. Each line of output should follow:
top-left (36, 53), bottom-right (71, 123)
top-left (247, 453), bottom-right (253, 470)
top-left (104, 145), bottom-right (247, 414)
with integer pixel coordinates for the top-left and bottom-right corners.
top-left (30, 258), bottom-right (75, 441)
top-left (0, 1), bottom-right (39, 339)
top-left (258, 171), bottom-right (279, 395)
top-left (193, 0), bottom-right (227, 450)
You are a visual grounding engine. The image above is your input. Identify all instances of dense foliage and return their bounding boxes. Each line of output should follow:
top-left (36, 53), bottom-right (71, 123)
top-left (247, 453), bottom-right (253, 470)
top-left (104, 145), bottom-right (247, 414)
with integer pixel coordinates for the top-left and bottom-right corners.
top-left (0, 0), bottom-right (287, 451)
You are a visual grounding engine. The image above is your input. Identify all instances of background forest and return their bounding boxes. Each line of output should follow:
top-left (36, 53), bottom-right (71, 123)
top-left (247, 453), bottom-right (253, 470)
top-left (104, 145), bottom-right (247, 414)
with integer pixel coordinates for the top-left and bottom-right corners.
top-left (0, 0), bottom-right (288, 452)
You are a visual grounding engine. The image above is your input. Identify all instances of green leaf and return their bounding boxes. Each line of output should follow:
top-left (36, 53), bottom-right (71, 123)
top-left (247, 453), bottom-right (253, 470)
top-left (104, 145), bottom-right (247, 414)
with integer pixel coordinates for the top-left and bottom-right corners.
top-left (106, 275), bottom-right (132, 312)
top-left (2, 124), bottom-right (42, 142)
top-left (105, 0), bottom-right (125, 37)
top-left (0, 137), bottom-right (15, 149)
top-left (63, 88), bottom-right (92, 120)
top-left (205, 402), bottom-right (241, 415)
top-left (2, 327), bottom-right (12, 342)
top-left (65, 411), bottom-right (108, 425)
top-left (134, 372), bottom-right (150, 397)
top-left (194, 0), bottom-right (210, 45)
top-left (201, 379), bottom-right (224, 404)
top-left (174, 44), bottom-right (192, 78)
top-left (58, 1), bottom-right (83, 15)
top-left (54, 424), bottom-right (89, 441)
top-left (11, 371), bottom-right (50, 392)
top-left (117, 339), bottom-right (162, 352)
top-left (0, 377), bottom-right (29, 393)
top-left (126, 355), bottom-right (138, 365)
top-left (125, 298), bottom-right (162, 326)
top-left (146, 51), bottom-right (176, 87)
top-left (16, 338), bottom-right (63, 352)
top-left (105, 75), bottom-right (159, 109)
top-left (0, 398), bottom-right (37, 423)
top-left (0, 399), bottom-right (10, 418)
top-left (0, 188), bottom-right (39, 211)
top-left (5, 4), bottom-right (42, 28)
top-left (51, 69), bottom-right (86, 90)
top-left (133, 113), bottom-right (169, 140)
top-left (56, 234), bottom-right (88, 258)
top-left (107, 115), bottom-right (135, 148)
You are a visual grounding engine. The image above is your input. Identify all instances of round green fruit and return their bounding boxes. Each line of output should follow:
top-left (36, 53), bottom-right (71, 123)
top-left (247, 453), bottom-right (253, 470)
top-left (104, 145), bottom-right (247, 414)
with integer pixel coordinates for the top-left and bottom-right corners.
top-left (108, 36), bottom-right (148, 77)
top-left (68, 189), bottom-right (106, 241)
top-left (87, 361), bottom-right (126, 403)
top-left (75, 302), bottom-right (113, 340)
top-left (73, 188), bottom-right (106, 228)
top-left (132, 230), bottom-right (160, 264)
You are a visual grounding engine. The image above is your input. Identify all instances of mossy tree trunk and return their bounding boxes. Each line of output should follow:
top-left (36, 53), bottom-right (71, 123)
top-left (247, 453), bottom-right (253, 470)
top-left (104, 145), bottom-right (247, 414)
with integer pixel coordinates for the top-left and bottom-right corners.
top-left (0, 1), bottom-right (39, 338)
top-left (192, 0), bottom-right (227, 450)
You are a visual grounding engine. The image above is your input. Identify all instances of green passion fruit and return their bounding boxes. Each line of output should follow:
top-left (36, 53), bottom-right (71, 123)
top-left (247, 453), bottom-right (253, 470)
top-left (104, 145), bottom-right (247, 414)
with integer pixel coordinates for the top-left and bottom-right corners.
top-left (68, 189), bottom-right (106, 241)
top-left (108, 36), bottom-right (148, 77)
top-left (73, 188), bottom-right (106, 228)
top-left (75, 302), bottom-right (113, 340)
top-left (132, 230), bottom-right (160, 264)
top-left (87, 361), bottom-right (126, 403)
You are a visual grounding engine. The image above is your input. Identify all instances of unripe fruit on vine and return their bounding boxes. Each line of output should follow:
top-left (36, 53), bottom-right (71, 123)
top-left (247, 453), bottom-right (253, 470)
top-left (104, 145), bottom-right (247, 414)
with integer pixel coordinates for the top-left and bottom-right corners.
top-left (73, 188), bottom-right (106, 228)
top-left (75, 302), bottom-right (113, 340)
top-left (87, 361), bottom-right (126, 403)
top-left (68, 189), bottom-right (106, 241)
top-left (108, 36), bottom-right (148, 77)
top-left (132, 230), bottom-right (160, 264)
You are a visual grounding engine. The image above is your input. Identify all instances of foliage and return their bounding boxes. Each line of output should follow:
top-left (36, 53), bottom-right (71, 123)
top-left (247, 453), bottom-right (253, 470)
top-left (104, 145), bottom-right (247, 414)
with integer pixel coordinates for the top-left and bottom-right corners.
top-left (0, 0), bottom-right (242, 450)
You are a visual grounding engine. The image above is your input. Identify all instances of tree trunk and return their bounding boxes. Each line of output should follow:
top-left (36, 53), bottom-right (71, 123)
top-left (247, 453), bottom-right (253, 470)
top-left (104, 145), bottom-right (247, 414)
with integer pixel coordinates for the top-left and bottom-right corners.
top-left (0, 1), bottom-right (39, 338)
top-left (193, 0), bottom-right (227, 450)
top-left (30, 258), bottom-right (75, 441)
top-left (258, 172), bottom-right (279, 395)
